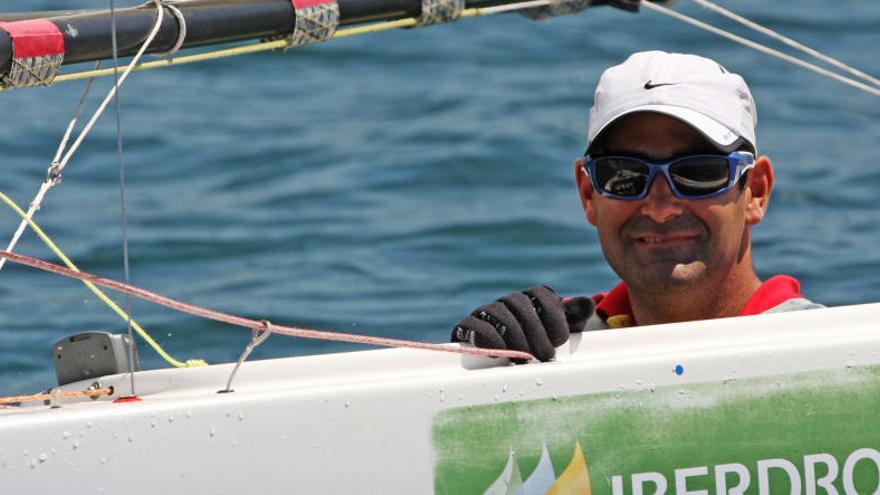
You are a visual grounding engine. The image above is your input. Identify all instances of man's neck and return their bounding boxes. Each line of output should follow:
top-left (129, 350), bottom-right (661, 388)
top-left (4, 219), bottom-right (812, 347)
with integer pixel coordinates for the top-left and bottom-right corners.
top-left (627, 266), bottom-right (762, 326)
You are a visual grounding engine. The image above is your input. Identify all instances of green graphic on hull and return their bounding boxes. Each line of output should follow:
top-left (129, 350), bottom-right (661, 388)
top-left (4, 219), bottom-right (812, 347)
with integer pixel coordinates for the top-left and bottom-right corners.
top-left (432, 365), bottom-right (880, 494)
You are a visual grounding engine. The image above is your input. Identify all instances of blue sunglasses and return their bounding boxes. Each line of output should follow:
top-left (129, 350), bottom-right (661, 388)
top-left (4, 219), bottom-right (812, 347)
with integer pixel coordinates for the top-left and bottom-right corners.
top-left (582, 151), bottom-right (755, 200)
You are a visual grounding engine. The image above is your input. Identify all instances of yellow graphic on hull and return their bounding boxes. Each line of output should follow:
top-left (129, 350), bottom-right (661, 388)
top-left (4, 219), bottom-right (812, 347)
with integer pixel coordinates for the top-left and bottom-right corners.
top-left (547, 440), bottom-right (591, 495)
top-left (483, 441), bottom-right (591, 495)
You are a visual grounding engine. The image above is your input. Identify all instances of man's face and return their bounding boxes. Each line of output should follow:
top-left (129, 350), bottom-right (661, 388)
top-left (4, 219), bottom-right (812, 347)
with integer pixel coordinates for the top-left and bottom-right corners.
top-left (577, 112), bottom-right (769, 295)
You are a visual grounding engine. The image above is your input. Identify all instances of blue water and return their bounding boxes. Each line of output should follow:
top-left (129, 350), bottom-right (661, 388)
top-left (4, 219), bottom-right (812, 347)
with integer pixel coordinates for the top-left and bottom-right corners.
top-left (0, 0), bottom-right (878, 395)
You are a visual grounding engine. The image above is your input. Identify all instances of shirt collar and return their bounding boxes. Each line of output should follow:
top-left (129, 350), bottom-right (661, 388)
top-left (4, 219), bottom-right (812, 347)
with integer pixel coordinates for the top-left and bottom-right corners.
top-left (738, 275), bottom-right (804, 316)
top-left (595, 281), bottom-right (635, 328)
top-left (594, 275), bottom-right (805, 327)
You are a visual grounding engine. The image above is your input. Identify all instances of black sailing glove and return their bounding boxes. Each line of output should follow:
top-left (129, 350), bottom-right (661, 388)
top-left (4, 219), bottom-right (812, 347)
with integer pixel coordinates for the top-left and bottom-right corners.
top-left (450, 285), bottom-right (596, 363)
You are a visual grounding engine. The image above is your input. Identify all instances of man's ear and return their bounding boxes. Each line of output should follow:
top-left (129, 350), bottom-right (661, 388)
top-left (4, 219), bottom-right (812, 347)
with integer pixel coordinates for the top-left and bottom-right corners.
top-left (575, 158), bottom-right (597, 226)
top-left (745, 155), bottom-right (774, 226)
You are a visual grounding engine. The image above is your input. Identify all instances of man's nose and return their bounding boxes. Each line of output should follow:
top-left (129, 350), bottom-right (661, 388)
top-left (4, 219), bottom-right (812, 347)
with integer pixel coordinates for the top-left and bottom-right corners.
top-left (640, 174), bottom-right (683, 223)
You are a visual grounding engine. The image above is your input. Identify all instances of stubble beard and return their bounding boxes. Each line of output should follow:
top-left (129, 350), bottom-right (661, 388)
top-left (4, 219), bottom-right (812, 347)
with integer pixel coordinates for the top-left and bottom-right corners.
top-left (606, 214), bottom-right (713, 295)
top-left (613, 251), bottom-right (711, 295)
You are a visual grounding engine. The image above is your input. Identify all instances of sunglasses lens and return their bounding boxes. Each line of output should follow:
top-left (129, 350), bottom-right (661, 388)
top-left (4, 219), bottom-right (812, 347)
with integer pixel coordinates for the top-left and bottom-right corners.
top-left (594, 158), bottom-right (650, 197)
top-left (669, 157), bottom-right (731, 196)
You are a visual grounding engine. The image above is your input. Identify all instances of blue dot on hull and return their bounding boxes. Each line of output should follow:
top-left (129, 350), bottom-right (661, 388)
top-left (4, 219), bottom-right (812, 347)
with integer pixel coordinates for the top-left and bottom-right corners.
top-left (674, 364), bottom-right (684, 376)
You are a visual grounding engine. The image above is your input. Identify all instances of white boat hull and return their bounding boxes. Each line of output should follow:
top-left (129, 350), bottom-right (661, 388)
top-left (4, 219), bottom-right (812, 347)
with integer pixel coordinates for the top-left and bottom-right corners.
top-left (2, 303), bottom-right (880, 494)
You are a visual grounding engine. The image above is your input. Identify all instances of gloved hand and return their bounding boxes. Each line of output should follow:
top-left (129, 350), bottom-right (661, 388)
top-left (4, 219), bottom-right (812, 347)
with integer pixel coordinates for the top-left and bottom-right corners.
top-left (450, 286), bottom-right (595, 362)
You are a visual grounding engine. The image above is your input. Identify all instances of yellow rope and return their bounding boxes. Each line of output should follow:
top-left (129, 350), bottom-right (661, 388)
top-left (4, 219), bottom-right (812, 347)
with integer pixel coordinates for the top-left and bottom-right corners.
top-left (7, 10), bottom-right (485, 88)
top-left (332, 17), bottom-right (420, 38)
top-left (50, 40), bottom-right (290, 85)
top-left (0, 191), bottom-right (207, 368)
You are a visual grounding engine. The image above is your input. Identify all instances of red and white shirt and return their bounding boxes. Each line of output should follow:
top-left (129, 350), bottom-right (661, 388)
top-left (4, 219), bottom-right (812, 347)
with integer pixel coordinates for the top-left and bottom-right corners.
top-left (585, 275), bottom-right (822, 330)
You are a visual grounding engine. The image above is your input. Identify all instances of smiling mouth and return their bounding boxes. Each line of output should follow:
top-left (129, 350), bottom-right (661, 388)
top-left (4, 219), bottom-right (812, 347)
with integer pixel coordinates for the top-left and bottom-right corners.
top-left (633, 234), bottom-right (700, 247)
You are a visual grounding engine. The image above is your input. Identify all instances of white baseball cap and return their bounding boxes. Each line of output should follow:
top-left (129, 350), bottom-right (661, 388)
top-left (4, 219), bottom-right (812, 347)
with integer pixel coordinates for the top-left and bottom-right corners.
top-left (587, 51), bottom-right (758, 153)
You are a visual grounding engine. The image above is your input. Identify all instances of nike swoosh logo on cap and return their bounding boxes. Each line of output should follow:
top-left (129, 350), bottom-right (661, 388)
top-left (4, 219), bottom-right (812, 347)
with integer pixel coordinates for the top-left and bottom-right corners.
top-left (644, 80), bottom-right (677, 89)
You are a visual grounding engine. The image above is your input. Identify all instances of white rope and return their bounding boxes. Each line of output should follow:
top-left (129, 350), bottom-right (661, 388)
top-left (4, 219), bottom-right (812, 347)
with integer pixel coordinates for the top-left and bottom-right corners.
top-left (221, 320), bottom-right (273, 394)
top-left (152, 2), bottom-right (187, 57)
top-left (57, 1), bottom-right (164, 173)
top-left (640, 1), bottom-right (880, 98)
top-left (0, 62), bottom-right (100, 271)
top-left (687, 0), bottom-right (880, 89)
top-left (0, 1), bottom-right (166, 272)
top-left (480, 0), bottom-right (551, 15)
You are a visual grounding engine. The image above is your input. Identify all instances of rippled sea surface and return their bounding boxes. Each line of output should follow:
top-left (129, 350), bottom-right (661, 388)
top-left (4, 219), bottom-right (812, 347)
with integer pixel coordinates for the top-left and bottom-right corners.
top-left (0, 0), bottom-right (878, 394)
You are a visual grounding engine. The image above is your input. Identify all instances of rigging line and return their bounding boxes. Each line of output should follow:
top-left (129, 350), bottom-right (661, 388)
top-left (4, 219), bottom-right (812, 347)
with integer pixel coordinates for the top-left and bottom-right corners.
top-left (0, 191), bottom-right (207, 368)
top-left (0, 1), bottom-right (168, 271)
top-left (110, 0), bottom-right (138, 397)
top-left (0, 61), bottom-right (101, 273)
top-left (0, 247), bottom-right (536, 362)
top-left (473, 0), bottom-right (550, 15)
top-left (151, 2), bottom-right (187, 57)
top-left (49, 39), bottom-right (291, 84)
top-left (51, 1), bottom-right (166, 179)
top-left (640, 1), bottom-right (880, 98)
top-left (687, 0), bottom-right (880, 89)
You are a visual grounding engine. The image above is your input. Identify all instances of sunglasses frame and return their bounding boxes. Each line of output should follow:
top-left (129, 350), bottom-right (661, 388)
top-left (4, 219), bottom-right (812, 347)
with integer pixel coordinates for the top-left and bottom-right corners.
top-left (582, 150), bottom-right (756, 200)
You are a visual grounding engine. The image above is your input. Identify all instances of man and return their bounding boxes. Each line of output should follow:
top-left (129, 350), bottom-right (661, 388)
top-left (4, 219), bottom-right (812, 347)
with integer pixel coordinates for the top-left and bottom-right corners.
top-left (451, 51), bottom-right (822, 362)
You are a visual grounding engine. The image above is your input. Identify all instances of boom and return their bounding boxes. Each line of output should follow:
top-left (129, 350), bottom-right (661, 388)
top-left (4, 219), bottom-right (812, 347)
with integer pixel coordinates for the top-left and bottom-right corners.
top-left (0, 0), bottom-right (638, 86)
